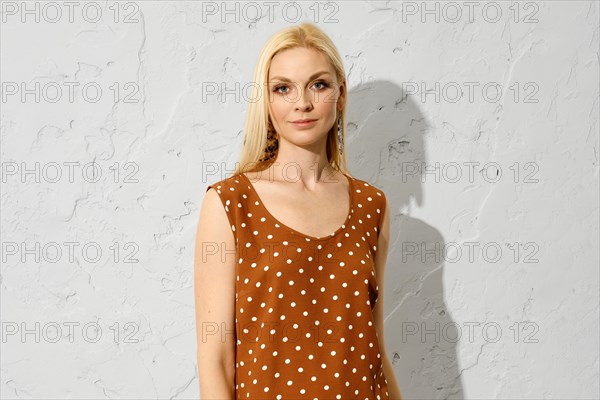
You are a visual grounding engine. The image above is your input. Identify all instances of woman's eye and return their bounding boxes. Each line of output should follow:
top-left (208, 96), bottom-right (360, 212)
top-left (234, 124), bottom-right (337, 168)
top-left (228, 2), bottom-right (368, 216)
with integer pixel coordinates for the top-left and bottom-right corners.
top-left (272, 81), bottom-right (329, 94)
top-left (314, 81), bottom-right (329, 90)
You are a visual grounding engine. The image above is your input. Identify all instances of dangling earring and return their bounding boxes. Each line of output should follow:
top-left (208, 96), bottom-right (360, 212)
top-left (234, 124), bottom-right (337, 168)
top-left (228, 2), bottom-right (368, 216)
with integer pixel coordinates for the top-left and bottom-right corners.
top-left (337, 112), bottom-right (344, 156)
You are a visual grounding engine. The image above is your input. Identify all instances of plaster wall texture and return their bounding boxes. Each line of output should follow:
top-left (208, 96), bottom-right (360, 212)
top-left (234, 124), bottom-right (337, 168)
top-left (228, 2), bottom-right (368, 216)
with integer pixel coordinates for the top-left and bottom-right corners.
top-left (1, 1), bottom-right (598, 399)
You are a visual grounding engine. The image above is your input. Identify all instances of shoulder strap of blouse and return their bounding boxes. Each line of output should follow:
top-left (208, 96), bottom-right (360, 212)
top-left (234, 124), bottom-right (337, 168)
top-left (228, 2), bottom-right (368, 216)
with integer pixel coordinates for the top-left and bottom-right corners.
top-left (350, 178), bottom-right (387, 255)
top-left (205, 174), bottom-right (247, 246)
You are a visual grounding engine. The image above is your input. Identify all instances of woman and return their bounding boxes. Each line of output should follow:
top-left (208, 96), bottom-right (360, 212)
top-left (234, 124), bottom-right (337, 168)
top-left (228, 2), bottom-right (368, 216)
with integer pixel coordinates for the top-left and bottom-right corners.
top-left (195, 22), bottom-right (403, 400)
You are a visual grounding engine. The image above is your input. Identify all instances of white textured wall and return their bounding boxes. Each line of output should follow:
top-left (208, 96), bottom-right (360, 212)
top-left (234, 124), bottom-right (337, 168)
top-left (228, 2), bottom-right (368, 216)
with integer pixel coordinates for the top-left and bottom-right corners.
top-left (1, 1), bottom-right (598, 399)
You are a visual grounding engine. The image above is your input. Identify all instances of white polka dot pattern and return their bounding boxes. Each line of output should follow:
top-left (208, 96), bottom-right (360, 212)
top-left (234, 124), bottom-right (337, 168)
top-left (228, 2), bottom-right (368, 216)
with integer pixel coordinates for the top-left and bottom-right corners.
top-left (205, 173), bottom-right (389, 399)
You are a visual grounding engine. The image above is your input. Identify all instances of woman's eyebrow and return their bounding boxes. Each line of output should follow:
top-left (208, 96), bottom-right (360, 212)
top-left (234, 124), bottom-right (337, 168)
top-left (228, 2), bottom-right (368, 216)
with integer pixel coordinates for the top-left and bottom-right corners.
top-left (269, 71), bottom-right (331, 83)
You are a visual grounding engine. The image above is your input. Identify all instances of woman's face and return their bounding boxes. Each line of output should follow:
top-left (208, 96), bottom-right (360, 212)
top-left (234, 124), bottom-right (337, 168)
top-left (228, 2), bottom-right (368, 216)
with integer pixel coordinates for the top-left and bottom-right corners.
top-left (267, 47), bottom-right (345, 150)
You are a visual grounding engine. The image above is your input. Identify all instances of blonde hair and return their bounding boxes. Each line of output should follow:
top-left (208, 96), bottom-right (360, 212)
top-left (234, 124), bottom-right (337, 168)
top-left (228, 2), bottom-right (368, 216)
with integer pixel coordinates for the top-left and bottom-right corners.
top-left (231, 22), bottom-right (349, 177)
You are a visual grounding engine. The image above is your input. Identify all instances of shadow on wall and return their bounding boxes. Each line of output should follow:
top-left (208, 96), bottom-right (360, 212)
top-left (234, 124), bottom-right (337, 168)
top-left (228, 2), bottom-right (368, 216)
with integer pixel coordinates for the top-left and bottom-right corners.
top-left (347, 81), bottom-right (465, 400)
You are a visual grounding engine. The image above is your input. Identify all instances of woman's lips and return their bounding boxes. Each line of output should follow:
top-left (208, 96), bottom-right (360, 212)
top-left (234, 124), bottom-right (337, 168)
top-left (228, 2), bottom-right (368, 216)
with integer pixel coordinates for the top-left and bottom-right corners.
top-left (291, 119), bottom-right (317, 127)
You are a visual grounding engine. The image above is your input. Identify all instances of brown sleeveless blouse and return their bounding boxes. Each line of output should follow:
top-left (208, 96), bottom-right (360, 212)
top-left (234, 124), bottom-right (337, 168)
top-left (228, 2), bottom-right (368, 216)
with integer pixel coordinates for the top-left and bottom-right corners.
top-left (206, 172), bottom-right (389, 400)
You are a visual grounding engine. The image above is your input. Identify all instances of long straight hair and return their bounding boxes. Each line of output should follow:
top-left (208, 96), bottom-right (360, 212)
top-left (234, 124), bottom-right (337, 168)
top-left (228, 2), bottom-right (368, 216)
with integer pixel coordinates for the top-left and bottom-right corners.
top-left (231, 22), bottom-right (349, 177)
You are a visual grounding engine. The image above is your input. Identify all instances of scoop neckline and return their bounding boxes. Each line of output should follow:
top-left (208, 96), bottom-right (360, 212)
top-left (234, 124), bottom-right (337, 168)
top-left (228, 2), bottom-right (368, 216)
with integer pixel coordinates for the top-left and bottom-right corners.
top-left (238, 171), bottom-right (354, 242)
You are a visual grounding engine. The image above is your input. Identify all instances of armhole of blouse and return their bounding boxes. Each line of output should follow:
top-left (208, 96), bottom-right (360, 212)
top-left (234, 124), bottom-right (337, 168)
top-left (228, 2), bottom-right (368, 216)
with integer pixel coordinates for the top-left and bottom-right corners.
top-left (206, 184), bottom-right (237, 244)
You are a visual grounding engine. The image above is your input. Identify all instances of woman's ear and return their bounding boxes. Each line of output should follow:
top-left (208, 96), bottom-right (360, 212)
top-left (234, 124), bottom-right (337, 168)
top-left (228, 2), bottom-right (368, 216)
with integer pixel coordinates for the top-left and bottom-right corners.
top-left (337, 80), bottom-right (346, 110)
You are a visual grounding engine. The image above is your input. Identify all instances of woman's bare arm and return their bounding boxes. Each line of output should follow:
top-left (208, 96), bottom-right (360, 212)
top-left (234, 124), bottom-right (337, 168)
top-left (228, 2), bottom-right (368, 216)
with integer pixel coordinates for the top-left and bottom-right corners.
top-left (194, 188), bottom-right (237, 399)
top-left (373, 196), bottom-right (404, 400)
